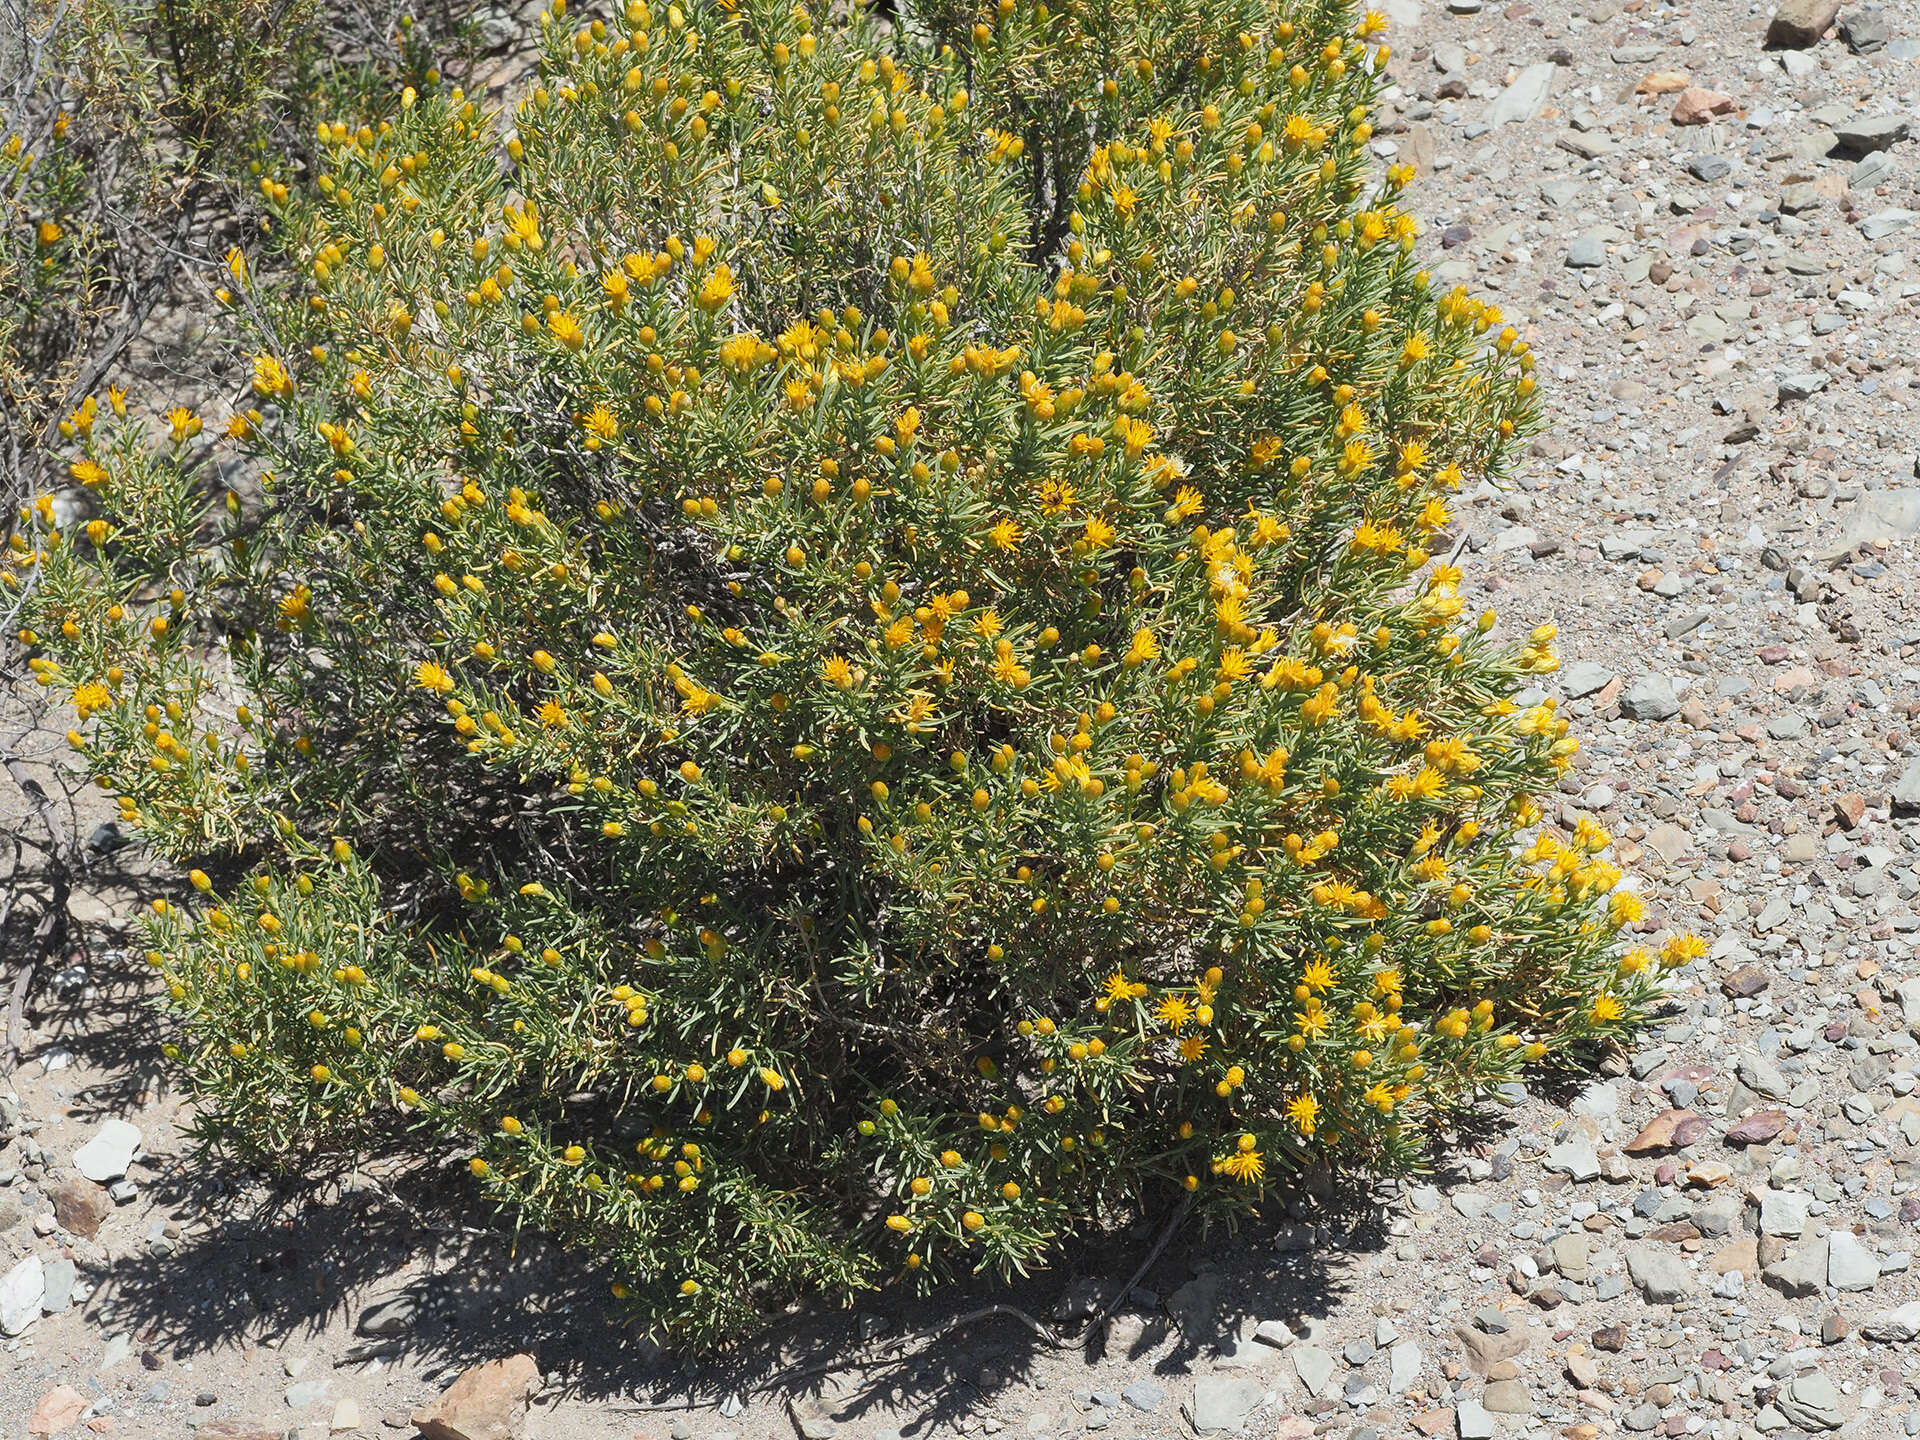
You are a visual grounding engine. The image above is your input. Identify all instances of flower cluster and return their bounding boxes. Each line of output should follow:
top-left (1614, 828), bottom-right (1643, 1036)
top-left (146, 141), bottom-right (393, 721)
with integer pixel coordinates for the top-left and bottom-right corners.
top-left (12, 0), bottom-right (1682, 1347)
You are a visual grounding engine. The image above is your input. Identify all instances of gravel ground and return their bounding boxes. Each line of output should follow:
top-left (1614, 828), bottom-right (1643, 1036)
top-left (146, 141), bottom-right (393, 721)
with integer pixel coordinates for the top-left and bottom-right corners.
top-left (8, 0), bottom-right (1920, 1435)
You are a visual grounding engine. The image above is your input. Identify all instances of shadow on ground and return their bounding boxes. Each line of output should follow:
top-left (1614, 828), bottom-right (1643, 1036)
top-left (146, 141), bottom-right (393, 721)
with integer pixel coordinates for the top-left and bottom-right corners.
top-left (90, 1111), bottom-right (1400, 1428)
top-left (24, 889), bottom-right (1574, 1429)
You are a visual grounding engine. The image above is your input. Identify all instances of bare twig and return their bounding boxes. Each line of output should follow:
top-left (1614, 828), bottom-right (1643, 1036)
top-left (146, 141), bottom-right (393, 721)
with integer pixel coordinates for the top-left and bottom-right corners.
top-left (1081, 1192), bottom-right (1191, 1340)
top-left (1, 746), bottom-right (77, 1074)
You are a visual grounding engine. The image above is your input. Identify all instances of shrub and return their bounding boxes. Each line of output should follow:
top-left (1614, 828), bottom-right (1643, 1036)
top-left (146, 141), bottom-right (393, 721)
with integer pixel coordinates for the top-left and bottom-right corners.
top-left (14, 0), bottom-right (1687, 1345)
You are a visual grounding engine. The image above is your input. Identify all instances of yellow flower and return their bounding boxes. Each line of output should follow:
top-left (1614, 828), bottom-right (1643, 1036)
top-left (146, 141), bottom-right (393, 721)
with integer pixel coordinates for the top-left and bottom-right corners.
top-left (252, 353), bottom-right (292, 398)
top-left (1286, 1094), bottom-right (1318, 1136)
top-left (414, 661), bottom-right (455, 694)
top-left (581, 404), bottom-right (620, 441)
top-left (1154, 995), bottom-right (1193, 1031)
top-left (1220, 1147), bottom-right (1265, 1183)
top-left (1122, 629), bottom-right (1160, 666)
top-left (1660, 933), bottom-right (1706, 968)
top-left (1590, 993), bottom-right (1624, 1024)
top-left (697, 263), bottom-right (735, 312)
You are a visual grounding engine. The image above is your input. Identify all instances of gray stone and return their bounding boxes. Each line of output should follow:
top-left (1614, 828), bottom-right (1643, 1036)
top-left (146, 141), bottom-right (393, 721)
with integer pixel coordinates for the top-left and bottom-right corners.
top-left (1776, 1370), bottom-right (1844, 1431)
top-left (1191, 1376), bottom-right (1262, 1435)
top-left (1560, 660), bottom-right (1615, 698)
top-left (286, 1378), bottom-right (331, 1409)
top-left (40, 1257), bottom-right (75, 1314)
top-left (1486, 64), bottom-right (1557, 127)
top-left (1482, 1379), bottom-right (1529, 1413)
top-left (1544, 1132), bottom-right (1599, 1181)
top-left (1566, 231), bottom-right (1608, 269)
top-left (1760, 1189), bottom-right (1811, 1237)
top-left (1456, 1397), bottom-right (1497, 1440)
top-left (0, 1256), bottom-right (43, 1335)
top-left (1851, 149), bottom-right (1896, 190)
top-left (1827, 1231), bottom-right (1880, 1292)
top-left (357, 1294), bottom-right (418, 1336)
top-left (1623, 1402), bottom-right (1662, 1432)
top-left (1840, 9), bottom-right (1891, 53)
top-left (1621, 675), bottom-right (1680, 722)
top-left (1627, 1247), bottom-right (1693, 1304)
top-left (1550, 1232), bottom-right (1591, 1283)
top-left (1860, 209), bottom-right (1918, 241)
top-left (1293, 1344), bottom-right (1337, 1397)
top-left (1167, 1274), bottom-right (1223, 1338)
top-left (1765, 1238), bottom-right (1829, 1298)
top-left (1778, 371), bottom-right (1830, 402)
top-left (1389, 1341), bottom-right (1422, 1397)
top-left (1766, 0), bottom-right (1842, 47)
top-left (1122, 1380), bottom-right (1164, 1413)
top-left (1835, 114), bottom-right (1912, 156)
top-left (1861, 1301), bottom-right (1920, 1341)
top-left (1739, 1052), bottom-right (1791, 1102)
top-left (1895, 761), bottom-right (1920, 816)
top-left (71, 1119), bottom-right (142, 1184)
top-left (1686, 154), bottom-right (1732, 183)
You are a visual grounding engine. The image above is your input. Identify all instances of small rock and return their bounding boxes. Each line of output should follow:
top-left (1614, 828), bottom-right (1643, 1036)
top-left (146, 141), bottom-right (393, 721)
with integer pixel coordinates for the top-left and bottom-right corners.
top-left (1627, 1247), bottom-right (1693, 1304)
top-left (1778, 371), bottom-right (1830, 402)
top-left (1293, 1344), bottom-right (1337, 1397)
top-left (1545, 1132), bottom-right (1600, 1181)
top-left (1738, 1053), bottom-right (1791, 1102)
top-left (47, 1178), bottom-right (112, 1239)
top-left (1482, 1379), bottom-right (1529, 1413)
top-left (287, 1379), bottom-right (331, 1410)
top-left (1624, 1109), bottom-right (1709, 1154)
top-left (1776, 1370), bottom-right (1844, 1431)
top-left (1765, 1237), bottom-right (1829, 1298)
top-left (1389, 1341), bottom-right (1423, 1396)
top-left (71, 1120), bottom-right (142, 1184)
top-left (1455, 1397), bottom-right (1497, 1440)
top-left (26, 1385), bottom-right (88, 1437)
top-left (1454, 1326), bottom-right (1526, 1374)
top-left (0, 1256), bottom-right (45, 1336)
top-left (356, 1295), bottom-right (418, 1337)
top-left (40, 1257), bottom-right (75, 1314)
top-left (1486, 64), bottom-right (1557, 126)
top-left (1827, 1231), bottom-right (1880, 1292)
top-left (1623, 1402), bottom-right (1662, 1433)
top-left (1760, 1189), bottom-right (1811, 1237)
top-left (412, 1355), bottom-right (541, 1440)
top-left (1835, 114), bottom-right (1912, 156)
top-left (1671, 88), bottom-right (1736, 125)
top-left (1840, 8), bottom-right (1891, 52)
top-left (1726, 1109), bottom-right (1788, 1145)
top-left (1191, 1377), bottom-right (1262, 1435)
top-left (1621, 675), bottom-right (1679, 721)
top-left (1565, 232), bottom-right (1607, 269)
top-left (1122, 1380), bottom-right (1164, 1414)
top-left (1766, 0), bottom-right (1842, 46)
top-left (1861, 1301), bottom-right (1920, 1341)
top-left (1560, 660), bottom-right (1615, 698)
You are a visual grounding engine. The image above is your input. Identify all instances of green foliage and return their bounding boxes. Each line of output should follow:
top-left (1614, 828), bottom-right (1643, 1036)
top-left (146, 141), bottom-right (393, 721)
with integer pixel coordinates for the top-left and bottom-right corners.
top-left (15, 0), bottom-right (1687, 1347)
